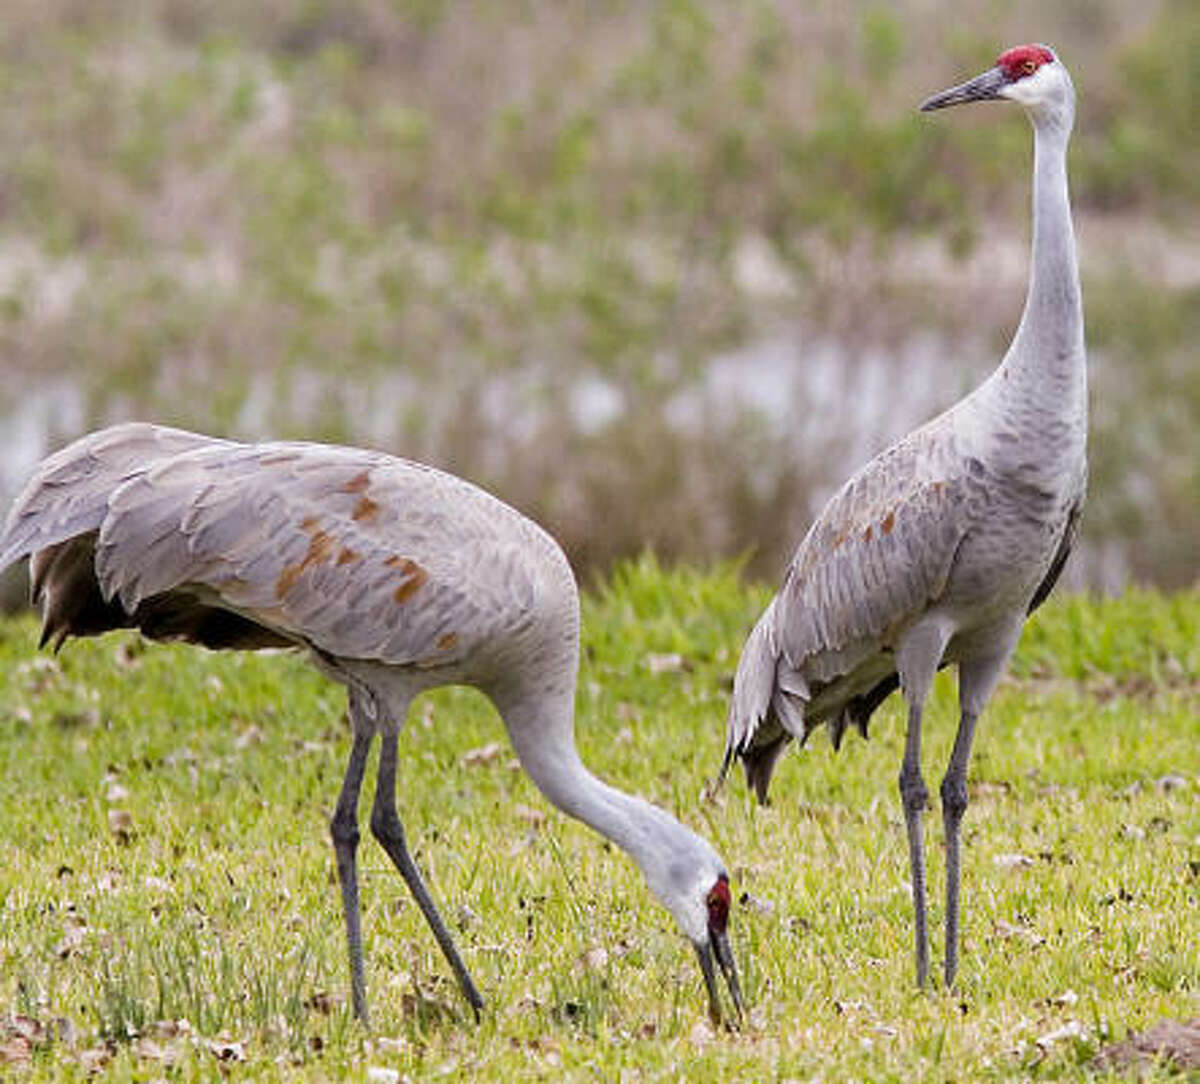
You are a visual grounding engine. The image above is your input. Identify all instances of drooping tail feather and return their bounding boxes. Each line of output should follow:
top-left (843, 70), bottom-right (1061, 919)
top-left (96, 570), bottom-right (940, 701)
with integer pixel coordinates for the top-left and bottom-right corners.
top-left (0, 423), bottom-right (221, 574)
top-left (0, 423), bottom-right (238, 650)
top-left (720, 598), bottom-right (806, 804)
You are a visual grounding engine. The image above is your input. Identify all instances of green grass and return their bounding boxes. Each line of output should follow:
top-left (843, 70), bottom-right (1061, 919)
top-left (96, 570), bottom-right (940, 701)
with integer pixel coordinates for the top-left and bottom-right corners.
top-left (2, 2), bottom-right (1198, 586)
top-left (0, 562), bottom-right (1196, 1079)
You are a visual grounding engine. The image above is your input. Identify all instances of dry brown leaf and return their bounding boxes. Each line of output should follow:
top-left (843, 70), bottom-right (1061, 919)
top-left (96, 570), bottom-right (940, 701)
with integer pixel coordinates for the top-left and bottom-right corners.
top-left (236, 725), bottom-right (265, 749)
top-left (76, 1045), bottom-right (113, 1072)
top-left (1036, 1019), bottom-right (1088, 1050)
top-left (993, 852), bottom-right (1035, 871)
top-left (581, 945), bottom-right (609, 970)
top-left (207, 1036), bottom-right (246, 1062)
top-left (645, 652), bottom-right (688, 675)
top-left (0, 1037), bottom-right (31, 1066)
top-left (108, 808), bottom-right (134, 839)
top-left (373, 1036), bottom-right (408, 1055)
top-left (366, 1068), bottom-right (401, 1084)
top-left (513, 804), bottom-right (546, 827)
top-left (105, 782), bottom-right (130, 803)
top-left (740, 892), bottom-right (775, 917)
top-left (993, 918), bottom-right (1046, 946)
top-left (460, 742), bottom-right (504, 767)
top-left (133, 1037), bottom-right (167, 1062)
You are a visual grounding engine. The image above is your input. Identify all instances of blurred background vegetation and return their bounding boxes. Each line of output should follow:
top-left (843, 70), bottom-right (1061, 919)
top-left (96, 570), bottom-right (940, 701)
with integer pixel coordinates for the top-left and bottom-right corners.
top-left (1, 0), bottom-right (1196, 600)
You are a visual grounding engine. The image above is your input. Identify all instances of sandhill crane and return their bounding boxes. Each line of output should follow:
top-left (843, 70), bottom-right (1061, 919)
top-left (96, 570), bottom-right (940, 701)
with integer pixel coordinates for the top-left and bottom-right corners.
top-left (0, 422), bottom-right (743, 1026)
top-left (723, 45), bottom-right (1087, 989)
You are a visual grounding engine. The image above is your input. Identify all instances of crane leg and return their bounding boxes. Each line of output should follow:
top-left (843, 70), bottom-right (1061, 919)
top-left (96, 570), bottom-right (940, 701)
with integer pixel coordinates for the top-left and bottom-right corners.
top-left (941, 630), bottom-right (1017, 987)
top-left (898, 701), bottom-right (931, 988)
top-left (939, 708), bottom-right (978, 988)
top-left (896, 619), bottom-right (951, 989)
top-left (370, 725), bottom-right (485, 1019)
top-left (330, 724), bottom-right (374, 1025)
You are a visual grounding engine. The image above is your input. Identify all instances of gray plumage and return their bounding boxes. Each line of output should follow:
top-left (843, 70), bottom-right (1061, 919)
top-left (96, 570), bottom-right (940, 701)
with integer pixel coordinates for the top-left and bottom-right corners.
top-left (724, 45), bottom-right (1087, 989)
top-left (0, 422), bottom-right (742, 1026)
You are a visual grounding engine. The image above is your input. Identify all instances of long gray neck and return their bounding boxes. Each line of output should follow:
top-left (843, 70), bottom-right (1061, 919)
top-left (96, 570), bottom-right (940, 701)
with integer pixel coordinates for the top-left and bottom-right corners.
top-left (492, 682), bottom-right (690, 890)
top-left (1002, 98), bottom-right (1084, 404)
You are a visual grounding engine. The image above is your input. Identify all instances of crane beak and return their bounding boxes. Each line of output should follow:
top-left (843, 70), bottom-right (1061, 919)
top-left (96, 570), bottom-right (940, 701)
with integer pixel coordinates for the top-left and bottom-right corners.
top-left (919, 66), bottom-right (1007, 111)
top-left (695, 932), bottom-right (745, 1028)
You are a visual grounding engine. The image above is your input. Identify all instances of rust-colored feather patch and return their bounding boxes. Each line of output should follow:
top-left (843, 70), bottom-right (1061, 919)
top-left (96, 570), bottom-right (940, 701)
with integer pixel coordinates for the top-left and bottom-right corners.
top-left (436, 632), bottom-right (458, 651)
top-left (386, 556), bottom-right (428, 604)
top-left (341, 471), bottom-right (371, 494)
top-left (276, 523), bottom-right (336, 598)
top-left (881, 511), bottom-right (896, 535)
top-left (336, 547), bottom-right (360, 565)
top-left (352, 495), bottom-right (379, 522)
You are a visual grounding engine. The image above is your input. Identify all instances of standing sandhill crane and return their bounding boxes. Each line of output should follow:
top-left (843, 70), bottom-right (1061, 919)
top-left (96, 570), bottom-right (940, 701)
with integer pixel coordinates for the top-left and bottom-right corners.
top-left (723, 45), bottom-right (1087, 989)
top-left (0, 422), bottom-right (743, 1026)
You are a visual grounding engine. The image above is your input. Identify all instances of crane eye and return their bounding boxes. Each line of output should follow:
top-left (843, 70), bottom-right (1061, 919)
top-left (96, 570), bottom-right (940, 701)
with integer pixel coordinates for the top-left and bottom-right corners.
top-left (1020, 58), bottom-right (1037, 76)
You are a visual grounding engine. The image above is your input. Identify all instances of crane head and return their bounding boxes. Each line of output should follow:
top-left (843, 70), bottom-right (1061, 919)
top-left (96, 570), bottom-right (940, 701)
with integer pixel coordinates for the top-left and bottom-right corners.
top-left (692, 872), bottom-right (744, 1029)
top-left (647, 847), bottom-right (744, 1026)
top-left (919, 44), bottom-right (1067, 114)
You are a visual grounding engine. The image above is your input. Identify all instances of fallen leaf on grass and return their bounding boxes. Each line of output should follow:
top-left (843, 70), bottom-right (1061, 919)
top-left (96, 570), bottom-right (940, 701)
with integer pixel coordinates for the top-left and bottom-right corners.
top-left (373, 1036), bottom-right (409, 1055)
top-left (993, 853), bottom-right (1035, 871)
top-left (207, 1036), bottom-right (246, 1062)
top-left (133, 1037), bottom-right (171, 1063)
top-left (76, 1046), bottom-right (114, 1072)
top-left (54, 918), bottom-right (88, 959)
top-left (993, 918), bottom-right (1046, 947)
top-left (105, 782), bottom-right (130, 803)
top-left (460, 742), bottom-right (504, 767)
top-left (739, 891), bottom-right (775, 917)
top-left (108, 808), bottom-right (134, 840)
top-left (1036, 1019), bottom-right (1088, 1050)
top-left (645, 652), bottom-right (689, 675)
top-left (513, 803), bottom-right (546, 827)
top-left (580, 945), bottom-right (609, 971)
top-left (235, 725), bottom-right (265, 749)
top-left (0, 1037), bottom-right (31, 1066)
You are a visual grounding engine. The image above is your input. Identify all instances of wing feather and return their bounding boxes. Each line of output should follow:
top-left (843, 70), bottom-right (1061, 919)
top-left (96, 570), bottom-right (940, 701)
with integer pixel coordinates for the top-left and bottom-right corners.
top-left (3, 425), bottom-right (546, 669)
top-left (726, 428), bottom-right (974, 797)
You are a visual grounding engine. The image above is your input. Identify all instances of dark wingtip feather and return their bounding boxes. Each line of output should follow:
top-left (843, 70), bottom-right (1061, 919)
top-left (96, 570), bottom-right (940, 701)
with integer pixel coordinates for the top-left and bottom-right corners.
top-left (741, 734), bottom-right (789, 806)
top-left (716, 742), bottom-right (735, 790)
top-left (830, 711), bottom-right (848, 752)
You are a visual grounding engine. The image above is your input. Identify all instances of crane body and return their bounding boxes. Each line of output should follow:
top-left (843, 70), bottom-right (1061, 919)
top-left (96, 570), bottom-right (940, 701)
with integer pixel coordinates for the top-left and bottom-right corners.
top-left (724, 44), bottom-right (1087, 988)
top-left (0, 422), bottom-right (742, 1026)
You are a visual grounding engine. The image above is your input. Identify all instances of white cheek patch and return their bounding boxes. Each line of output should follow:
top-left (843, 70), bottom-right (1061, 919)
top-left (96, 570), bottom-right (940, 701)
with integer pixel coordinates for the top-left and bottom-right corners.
top-left (1001, 62), bottom-right (1058, 106)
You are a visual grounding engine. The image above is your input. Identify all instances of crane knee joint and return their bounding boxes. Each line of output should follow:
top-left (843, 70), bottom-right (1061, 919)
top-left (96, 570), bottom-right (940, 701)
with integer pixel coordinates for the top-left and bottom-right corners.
top-left (940, 774), bottom-right (969, 818)
top-left (330, 816), bottom-right (360, 849)
top-left (898, 766), bottom-right (929, 815)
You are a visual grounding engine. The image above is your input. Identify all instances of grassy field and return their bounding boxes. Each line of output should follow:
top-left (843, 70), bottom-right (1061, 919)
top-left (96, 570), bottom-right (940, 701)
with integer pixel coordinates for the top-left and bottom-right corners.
top-left (0, 562), bottom-right (1195, 1080)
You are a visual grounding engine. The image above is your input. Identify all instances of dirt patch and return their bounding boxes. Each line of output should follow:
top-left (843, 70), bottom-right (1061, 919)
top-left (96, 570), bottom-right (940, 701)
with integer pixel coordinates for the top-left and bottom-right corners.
top-left (1092, 1017), bottom-right (1200, 1073)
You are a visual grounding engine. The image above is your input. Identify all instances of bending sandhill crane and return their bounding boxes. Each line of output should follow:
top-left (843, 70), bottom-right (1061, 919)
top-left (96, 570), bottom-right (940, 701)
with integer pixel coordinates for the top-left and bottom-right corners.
top-left (723, 45), bottom-right (1087, 989)
top-left (0, 423), bottom-right (743, 1026)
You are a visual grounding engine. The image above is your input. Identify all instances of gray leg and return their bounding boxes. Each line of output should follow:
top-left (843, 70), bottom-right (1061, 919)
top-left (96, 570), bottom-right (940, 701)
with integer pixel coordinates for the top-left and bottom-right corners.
top-left (370, 726), bottom-right (484, 1018)
top-left (940, 627), bottom-right (1019, 987)
top-left (940, 709), bottom-right (979, 988)
top-left (895, 619), bottom-right (951, 990)
top-left (331, 724), bottom-right (374, 1024)
top-left (899, 701), bottom-right (931, 988)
